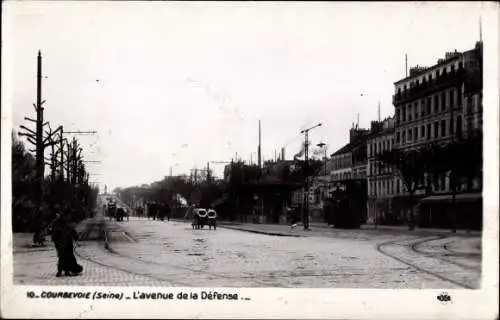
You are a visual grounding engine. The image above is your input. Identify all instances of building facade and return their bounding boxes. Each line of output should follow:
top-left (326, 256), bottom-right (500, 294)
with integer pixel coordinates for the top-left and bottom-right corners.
top-left (328, 126), bottom-right (370, 222)
top-left (391, 41), bottom-right (483, 228)
top-left (366, 117), bottom-right (396, 224)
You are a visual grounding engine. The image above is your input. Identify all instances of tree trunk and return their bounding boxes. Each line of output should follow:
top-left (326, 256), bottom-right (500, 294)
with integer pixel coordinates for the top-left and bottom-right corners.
top-left (451, 187), bottom-right (457, 233)
top-left (408, 191), bottom-right (415, 231)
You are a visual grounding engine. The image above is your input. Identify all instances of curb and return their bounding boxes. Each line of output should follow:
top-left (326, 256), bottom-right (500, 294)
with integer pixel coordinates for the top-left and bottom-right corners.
top-left (102, 220), bottom-right (138, 253)
top-left (219, 225), bottom-right (302, 237)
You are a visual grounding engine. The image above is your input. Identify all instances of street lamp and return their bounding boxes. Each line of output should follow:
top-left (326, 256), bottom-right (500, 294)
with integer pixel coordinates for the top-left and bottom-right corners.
top-left (317, 142), bottom-right (327, 176)
top-left (300, 122), bottom-right (322, 230)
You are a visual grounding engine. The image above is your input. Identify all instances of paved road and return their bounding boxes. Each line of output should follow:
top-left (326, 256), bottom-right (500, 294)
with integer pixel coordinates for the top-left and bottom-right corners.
top-left (13, 216), bottom-right (481, 288)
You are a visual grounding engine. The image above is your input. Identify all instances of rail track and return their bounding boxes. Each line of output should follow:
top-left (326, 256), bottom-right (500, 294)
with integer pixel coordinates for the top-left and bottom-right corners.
top-left (76, 219), bottom-right (273, 287)
top-left (412, 236), bottom-right (481, 272)
top-left (75, 220), bottom-right (189, 286)
top-left (376, 235), bottom-right (480, 289)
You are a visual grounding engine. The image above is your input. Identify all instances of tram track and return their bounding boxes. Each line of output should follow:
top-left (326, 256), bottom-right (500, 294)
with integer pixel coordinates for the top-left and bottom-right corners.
top-left (376, 236), bottom-right (478, 289)
top-left (103, 238), bottom-right (273, 287)
top-left (80, 219), bottom-right (273, 287)
top-left (75, 220), bottom-right (190, 286)
top-left (412, 236), bottom-right (481, 272)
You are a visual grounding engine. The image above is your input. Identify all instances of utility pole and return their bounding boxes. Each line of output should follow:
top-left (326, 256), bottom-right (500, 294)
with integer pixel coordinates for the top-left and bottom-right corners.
top-left (62, 130), bottom-right (97, 182)
top-left (59, 128), bottom-right (64, 180)
top-left (17, 51), bottom-right (65, 209)
top-left (405, 54), bottom-right (408, 78)
top-left (300, 122), bottom-right (322, 230)
top-left (35, 50), bottom-right (44, 203)
top-left (378, 101), bottom-right (381, 122)
top-left (258, 120), bottom-right (263, 219)
top-left (258, 120), bottom-right (262, 169)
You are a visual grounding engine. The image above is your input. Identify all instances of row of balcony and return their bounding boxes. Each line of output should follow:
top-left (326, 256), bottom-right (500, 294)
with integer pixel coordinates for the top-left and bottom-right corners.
top-left (393, 68), bottom-right (465, 105)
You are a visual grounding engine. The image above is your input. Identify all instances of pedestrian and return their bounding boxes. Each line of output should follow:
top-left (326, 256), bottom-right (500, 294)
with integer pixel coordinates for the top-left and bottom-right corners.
top-left (50, 212), bottom-right (83, 277)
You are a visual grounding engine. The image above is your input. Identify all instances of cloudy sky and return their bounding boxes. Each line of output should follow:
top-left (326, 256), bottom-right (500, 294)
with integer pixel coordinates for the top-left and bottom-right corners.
top-left (3, 1), bottom-right (491, 191)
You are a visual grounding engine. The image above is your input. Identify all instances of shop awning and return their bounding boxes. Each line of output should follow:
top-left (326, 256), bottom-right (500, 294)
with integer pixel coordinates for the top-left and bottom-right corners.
top-left (421, 193), bottom-right (482, 203)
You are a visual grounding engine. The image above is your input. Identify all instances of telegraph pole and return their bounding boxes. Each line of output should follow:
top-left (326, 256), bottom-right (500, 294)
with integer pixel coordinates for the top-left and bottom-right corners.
top-left (18, 51), bottom-right (63, 208)
top-left (300, 123), bottom-right (322, 230)
top-left (35, 50), bottom-right (44, 201)
top-left (62, 130), bottom-right (97, 183)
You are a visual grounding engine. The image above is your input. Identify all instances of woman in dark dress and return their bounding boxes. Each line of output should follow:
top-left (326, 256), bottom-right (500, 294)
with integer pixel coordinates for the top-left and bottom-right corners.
top-left (50, 214), bottom-right (83, 277)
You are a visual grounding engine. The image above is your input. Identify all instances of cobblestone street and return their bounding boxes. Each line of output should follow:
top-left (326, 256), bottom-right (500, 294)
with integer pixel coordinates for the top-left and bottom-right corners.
top-left (13, 218), bottom-right (482, 288)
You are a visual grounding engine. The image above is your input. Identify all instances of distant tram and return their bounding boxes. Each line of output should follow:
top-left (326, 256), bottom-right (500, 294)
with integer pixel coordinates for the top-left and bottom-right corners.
top-left (324, 179), bottom-right (367, 229)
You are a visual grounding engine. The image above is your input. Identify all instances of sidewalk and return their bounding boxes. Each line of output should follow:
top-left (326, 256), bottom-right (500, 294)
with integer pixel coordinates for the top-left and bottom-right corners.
top-left (216, 220), bottom-right (481, 238)
top-left (12, 217), bottom-right (171, 286)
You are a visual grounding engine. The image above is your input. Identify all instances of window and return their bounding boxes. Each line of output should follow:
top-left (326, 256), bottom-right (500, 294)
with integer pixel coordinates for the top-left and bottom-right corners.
top-left (396, 132), bottom-right (400, 143)
top-left (421, 125), bottom-right (426, 139)
top-left (427, 97), bottom-right (432, 114)
top-left (402, 107), bottom-right (406, 122)
top-left (407, 105), bottom-right (412, 121)
top-left (414, 102), bottom-right (418, 119)
top-left (427, 123), bottom-right (431, 140)
top-left (457, 115), bottom-right (463, 137)
top-left (441, 119), bottom-right (446, 136)
top-left (467, 119), bottom-right (473, 132)
top-left (402, 131), bottom-right (406, 143)
top-left (449, 89), bottom-right (455, 108)
top-left (433, 95), bottom-right (438, 113)
top-left (396, 108), bottom-right (400, 123)
top-left (442, 92), bottom-right (447, 110)
top-left (396, 180), bottom-right (400, 193)
top-left (408, 129), bottom-right (412, 141)
top-left (441, 175), bottom-right (446, 191)
top-left (434, 122), bottom-right (439, 138)
top-left (450, 117), bottom-right (454, 135)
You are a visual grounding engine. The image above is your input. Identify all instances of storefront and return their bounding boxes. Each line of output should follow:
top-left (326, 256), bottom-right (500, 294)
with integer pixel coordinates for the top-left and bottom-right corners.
top-left (420, 193), bottom-right (482, 230)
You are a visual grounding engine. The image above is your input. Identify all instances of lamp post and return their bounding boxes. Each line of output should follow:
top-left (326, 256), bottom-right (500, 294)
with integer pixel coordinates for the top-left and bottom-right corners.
top-left (300, 122), bottom-right (322, 230)
top-left (317, 142), bottom-right (328, 218)
top-left (317, 142), bottom-right (327, 176)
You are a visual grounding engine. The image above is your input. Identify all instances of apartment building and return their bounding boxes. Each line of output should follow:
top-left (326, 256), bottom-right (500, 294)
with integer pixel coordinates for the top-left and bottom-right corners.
top-left (391, 41), bottom-right (483, 228)
top-left (366, 117), bottom-right (396, 224)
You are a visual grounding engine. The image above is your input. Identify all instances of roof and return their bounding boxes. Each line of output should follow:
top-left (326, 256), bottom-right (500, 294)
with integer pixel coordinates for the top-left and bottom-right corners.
top-left (394, 53), bottom-right (462, 85)
top-left (331, 139), bottom-right (366, 157)
top-left (331, 142), bottom-right (354, 157)
top-left (366, 128), bottom-right (395, 141)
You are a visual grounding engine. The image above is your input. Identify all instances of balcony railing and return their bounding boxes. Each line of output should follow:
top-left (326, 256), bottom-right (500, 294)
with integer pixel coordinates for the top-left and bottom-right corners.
top-left (393, 68), bottom-right (465, 105)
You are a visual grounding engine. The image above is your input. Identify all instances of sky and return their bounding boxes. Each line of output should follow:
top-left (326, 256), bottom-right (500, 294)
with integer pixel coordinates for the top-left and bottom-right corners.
top-left (2, 1), bottom-right (492, 192)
